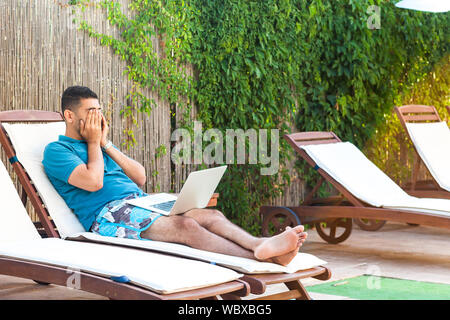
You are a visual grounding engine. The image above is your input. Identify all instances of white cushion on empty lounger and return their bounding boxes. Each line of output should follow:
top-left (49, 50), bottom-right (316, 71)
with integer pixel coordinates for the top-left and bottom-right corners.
top-left (383, 197), bottom-right (450, 215)
top-left (302, 142), bottom-right (410, 207)
top-left (301, 142), bottom-right (450, 214)
top-left (0, 159), bottom-right (41, 242)
top-left (69, 232), bottom-right (328, 274)
top-left (405, 121), bottom-right (450, 192)
top-left (0, 238), bottom-right (242, 294)
top-left (2, 122), bottom-right (86, 237)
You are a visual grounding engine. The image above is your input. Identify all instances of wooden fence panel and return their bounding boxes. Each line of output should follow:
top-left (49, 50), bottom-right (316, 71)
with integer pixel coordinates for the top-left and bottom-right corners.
top-left (0, 0), bottom-right (173, 221)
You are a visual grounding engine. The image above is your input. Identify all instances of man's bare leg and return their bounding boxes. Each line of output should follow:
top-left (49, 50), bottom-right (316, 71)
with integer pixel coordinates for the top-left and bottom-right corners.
top-left (142, 208), bottom-right (306, 265)
top-left (182, 209), bottom-right (265, 251)
top-left (183, 209), bottom-right (308, 265)
top-left (141, 214), bottom-right (256, 259)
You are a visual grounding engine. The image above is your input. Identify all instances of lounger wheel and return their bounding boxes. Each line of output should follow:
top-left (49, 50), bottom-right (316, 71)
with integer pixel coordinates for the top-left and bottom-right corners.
top-left (261, 206), bottom-right (301, 237)
top-left (353, 218), bottom-right (386, 231)
top-left (315, 218), bottom-right (352, 244)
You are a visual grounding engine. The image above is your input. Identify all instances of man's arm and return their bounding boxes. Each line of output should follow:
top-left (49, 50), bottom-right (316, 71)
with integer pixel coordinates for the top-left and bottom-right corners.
top-left (68, 110), bottom-right (104, 192)
top-left (100, 113), bottom-right (146, 187)
top-left (102, 146), bottom-right (146, 187)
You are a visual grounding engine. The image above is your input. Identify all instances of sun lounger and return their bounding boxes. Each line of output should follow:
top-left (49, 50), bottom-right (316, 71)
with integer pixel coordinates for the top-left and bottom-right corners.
top-left (395, 105), bottom-right (450, 199)
top-left (260, 131), bottom-right (450, 244)
top-left (0, 109), bottom-right (331, 300)
top-left (0, 156), bottom-right (249, 299)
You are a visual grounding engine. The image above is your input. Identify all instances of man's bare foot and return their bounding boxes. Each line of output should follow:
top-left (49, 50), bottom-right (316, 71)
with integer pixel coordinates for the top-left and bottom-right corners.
top-left (270, 244), bottom-right (301, 266)
top-left (253, 225), bottom-right (304, 261)
top-left (299, 231), bottom-right (308, 243)
top-left (268, 230), bottom-right (309, 266)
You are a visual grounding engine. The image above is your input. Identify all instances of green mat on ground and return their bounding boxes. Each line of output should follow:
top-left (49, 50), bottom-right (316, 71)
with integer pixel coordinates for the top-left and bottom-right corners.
top-left (307, 275), bottom-right (450, 300)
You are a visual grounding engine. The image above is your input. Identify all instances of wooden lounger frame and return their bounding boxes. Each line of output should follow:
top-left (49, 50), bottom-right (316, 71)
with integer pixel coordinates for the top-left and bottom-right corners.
top-left (0, 109), bottom-right (331, 300)
top-left (0, 256), bottom-right (250, 300)
top-left (260, 131), bottom-right (450, 245)
top-left (395, 105), bottom-right (450, 199)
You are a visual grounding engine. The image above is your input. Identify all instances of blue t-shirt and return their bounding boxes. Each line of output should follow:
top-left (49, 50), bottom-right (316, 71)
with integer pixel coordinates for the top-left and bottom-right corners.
top-left (42, 135), bottom-right (144, 231)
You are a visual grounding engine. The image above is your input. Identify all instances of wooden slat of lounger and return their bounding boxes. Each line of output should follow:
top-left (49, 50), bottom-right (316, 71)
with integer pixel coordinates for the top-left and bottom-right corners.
top-left (288, 132), bottom-right (336, 141)
top-left (395, 105), bottom-right (441, 123)
top-left (286, 132), bottom-right (339, 143)
top-left (287, 206), bottom-right (450, 229)
top-left (284, 132), bottom-right (341, 150)
top-left (396, 105), bottom-right (438, 114)
top-left (0, 110), bottom-right (63, 122)
top-left (406, 190), bottom-right (450, 199)
top-left (403, 114), bottom-right (442, 122)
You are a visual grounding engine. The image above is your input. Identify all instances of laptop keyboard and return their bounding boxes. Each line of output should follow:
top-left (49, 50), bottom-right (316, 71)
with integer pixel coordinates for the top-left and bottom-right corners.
top-left (151, 200), bottom-right (176, 212)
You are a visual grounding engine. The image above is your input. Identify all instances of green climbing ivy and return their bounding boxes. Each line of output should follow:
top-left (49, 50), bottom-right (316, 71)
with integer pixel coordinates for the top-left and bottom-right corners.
top-left (68, 0), bottom-right (449, 234)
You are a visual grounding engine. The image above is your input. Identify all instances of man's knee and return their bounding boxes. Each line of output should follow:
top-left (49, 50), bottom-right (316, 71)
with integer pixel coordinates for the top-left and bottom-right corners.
top-left (207, 209), bottom-right (225, 218)
top-left (182, 208), bottom-right (227, 229)
top-left (142, 215), bottom-right (201, 242)
top-left (172, 215), bottom-right (202, 232)
top-left (201, 209), bottom-right (227, 228)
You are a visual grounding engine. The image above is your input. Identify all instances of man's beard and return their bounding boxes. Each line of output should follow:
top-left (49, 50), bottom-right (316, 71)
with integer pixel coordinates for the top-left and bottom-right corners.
top-left (73, 120), bottom-right (83, 139)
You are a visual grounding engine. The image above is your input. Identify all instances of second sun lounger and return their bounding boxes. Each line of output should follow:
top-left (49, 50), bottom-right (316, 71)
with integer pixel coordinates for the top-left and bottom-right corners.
top-left (260, 131), bottom-right (450, 244)
top-left (395, 105), bottom-right (450, 199)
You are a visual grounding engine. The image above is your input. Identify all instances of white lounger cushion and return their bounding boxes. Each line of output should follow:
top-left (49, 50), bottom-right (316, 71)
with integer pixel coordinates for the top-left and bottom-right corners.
top-left (405, 121), bottom-right (450, 192)
top-left (301, 142), bottom-right (450, 214)
top-left (0, 155), bottom-right (41, 242)
top-left (2, 122), bottom-right (328, 274)
top-left (69, 232), bottom-right (327, 274)
top-left (0, 238), bottom-right (241, 294)
top-left (2, 122), bottom-right (86, 237)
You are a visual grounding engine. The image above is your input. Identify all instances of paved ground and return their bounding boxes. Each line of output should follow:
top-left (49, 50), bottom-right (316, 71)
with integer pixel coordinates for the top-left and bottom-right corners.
top-left (246, 221), bottom-right (450, 300)
top-left (0, 221), bottom-right (449, 300)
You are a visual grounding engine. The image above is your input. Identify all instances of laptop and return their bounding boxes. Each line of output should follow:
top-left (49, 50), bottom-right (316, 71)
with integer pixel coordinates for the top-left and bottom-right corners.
top-left (125, 165), bottom-right (227, 215)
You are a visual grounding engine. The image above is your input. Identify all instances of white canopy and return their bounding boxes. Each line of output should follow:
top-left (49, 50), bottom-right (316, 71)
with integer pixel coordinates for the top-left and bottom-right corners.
top-left (395, 0), bottom-right (450, 13)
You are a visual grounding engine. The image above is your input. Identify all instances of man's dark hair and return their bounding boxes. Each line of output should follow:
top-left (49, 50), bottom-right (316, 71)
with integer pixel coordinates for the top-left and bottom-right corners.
top-left (61, 86), bottom-right (98, 116)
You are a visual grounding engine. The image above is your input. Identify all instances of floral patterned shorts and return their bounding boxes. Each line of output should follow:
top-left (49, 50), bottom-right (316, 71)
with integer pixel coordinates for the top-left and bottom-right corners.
top-left (90, 193), bottom-right (163, 240)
